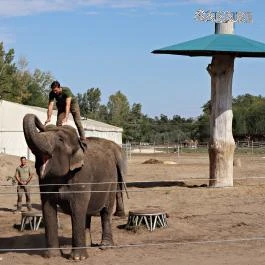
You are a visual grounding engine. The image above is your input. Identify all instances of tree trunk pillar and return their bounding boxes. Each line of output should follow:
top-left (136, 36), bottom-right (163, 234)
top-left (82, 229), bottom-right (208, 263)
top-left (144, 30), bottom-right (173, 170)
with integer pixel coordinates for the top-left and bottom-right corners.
top-left (207, 54), bottom-right (235, 187)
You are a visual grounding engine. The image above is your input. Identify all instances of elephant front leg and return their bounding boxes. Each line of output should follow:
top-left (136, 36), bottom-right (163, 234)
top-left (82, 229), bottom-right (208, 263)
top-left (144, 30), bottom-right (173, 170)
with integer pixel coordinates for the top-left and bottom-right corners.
top-left (70, 201), bottom-right (89, 260)
top-left (100, 207), bottom-right (114, 246)
top-left (42, 198), bottom-right (61, 258)
top-left (86, 215), bottom-right (93, 246)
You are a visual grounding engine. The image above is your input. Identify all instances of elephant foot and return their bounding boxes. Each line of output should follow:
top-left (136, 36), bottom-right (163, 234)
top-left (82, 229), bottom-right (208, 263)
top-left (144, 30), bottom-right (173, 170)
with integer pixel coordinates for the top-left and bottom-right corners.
top-left (70, 249), bottom-right (88, 261)
top-left (99, 239), bottom-right (114, 250)
top-left (43, 249), bottom-right (62, 258)
top-left (114, 210), bottom-right (125, 217)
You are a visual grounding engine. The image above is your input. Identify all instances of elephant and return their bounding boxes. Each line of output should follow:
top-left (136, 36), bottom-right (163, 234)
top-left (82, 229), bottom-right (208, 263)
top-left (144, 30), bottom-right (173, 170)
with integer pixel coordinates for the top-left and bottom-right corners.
top-left (85, 136), bottom-right (128, 217)
top-left (23, 114), bottom-right (127, 260)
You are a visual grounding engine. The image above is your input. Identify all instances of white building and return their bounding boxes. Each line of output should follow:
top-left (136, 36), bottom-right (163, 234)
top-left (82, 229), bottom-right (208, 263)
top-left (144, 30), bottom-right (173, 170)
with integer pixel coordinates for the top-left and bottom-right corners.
top-left (0, 100), bottom-right (123, 160)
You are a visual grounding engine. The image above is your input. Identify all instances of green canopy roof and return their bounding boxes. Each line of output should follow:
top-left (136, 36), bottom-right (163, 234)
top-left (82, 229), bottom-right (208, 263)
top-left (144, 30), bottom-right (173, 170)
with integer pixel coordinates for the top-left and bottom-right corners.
top-left (152, 34), bottom-right (265, 57)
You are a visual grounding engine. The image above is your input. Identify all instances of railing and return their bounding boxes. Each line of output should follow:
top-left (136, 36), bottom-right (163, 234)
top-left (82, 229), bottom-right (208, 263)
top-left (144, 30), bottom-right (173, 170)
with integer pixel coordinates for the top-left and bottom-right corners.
top-left (122, 141), bottom-right (265, 158)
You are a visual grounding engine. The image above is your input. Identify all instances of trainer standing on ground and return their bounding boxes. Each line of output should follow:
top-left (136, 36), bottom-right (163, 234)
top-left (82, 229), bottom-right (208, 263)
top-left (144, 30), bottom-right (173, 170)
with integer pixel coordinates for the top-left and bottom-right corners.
top-left (45, 80), bottom-right (86, 141)
top-left (15, 156), bottom-right (32, 211)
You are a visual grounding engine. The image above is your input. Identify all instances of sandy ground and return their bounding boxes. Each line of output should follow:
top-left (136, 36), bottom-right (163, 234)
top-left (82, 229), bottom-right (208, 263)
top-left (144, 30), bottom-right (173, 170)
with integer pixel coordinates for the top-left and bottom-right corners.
top-left (1, 152), bottom-right (265, 264)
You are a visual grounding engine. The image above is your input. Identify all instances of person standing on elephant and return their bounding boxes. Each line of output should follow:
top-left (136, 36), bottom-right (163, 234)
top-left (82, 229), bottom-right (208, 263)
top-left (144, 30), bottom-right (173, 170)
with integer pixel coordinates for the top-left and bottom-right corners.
top-left (44, 80), bottom-right (86, 141)
top-left (15, 156), bottom-right (33, 212)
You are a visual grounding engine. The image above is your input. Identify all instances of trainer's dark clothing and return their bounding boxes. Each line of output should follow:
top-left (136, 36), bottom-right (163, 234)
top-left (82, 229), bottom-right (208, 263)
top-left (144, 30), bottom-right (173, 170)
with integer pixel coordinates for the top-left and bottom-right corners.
top-left (49, 87), bottom-right (85, 139)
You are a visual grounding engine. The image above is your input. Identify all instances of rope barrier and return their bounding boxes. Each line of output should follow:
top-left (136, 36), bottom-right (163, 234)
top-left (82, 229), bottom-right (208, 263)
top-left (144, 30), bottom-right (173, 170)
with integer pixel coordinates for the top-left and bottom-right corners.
top-left (0, 180), bottom-right (264, 252)
top-left (0, 178), bottom-right (265, 195)
top-left (0, 181), bottom-right (129, 187)
top-left (1, 184), bottom-right (265, 195)
top-left (1, 236), bottom-right (265, 252)
top-left (0, 188), bottom-right (199, 195)
top-left (1, 176), bottom-right (265, 188)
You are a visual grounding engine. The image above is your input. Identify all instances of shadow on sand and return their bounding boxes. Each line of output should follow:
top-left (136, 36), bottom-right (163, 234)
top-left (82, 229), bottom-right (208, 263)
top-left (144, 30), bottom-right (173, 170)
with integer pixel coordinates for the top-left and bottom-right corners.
top-left (0, 234), bottom-right (73, 258)
top-left (126, 181), bottom-right (207, 189)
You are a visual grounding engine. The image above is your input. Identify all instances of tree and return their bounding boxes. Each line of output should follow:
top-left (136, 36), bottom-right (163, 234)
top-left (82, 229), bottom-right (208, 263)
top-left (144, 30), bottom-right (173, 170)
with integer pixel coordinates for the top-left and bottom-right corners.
top-left (107, 91), bottom-right (130, 127)
top-left (77, 93), bottom-right (89, 117)
top-left (87, 88), bottom-right (101, 114)
top-left (0, 43), bottom-right (53, 107)
top-left (98, 105), bottom-right (109, 123)
top-left (194, 114), bottom-right (210, 141)
top-left (192, 101), bottom-right (210, 142)
top-left (232, 94), bottom-right (265, 139)
top-left (0, 42), bottom-right (18, 101)
top-left (22, 69), bottom-right (53, 107)
top-left (77, 88), bottom-right (101, 119)
top-left (126, 103), bottom-right (143, 142)
top-left (245, 101), bottom-right (265, 138)
top-left (130, 103), bottom-right (142, 121)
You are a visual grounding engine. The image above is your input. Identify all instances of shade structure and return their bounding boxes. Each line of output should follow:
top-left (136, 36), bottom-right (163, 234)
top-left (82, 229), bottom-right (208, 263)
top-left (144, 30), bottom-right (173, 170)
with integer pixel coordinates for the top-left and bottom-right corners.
top-left (152, 34), bottom-right (265, 58)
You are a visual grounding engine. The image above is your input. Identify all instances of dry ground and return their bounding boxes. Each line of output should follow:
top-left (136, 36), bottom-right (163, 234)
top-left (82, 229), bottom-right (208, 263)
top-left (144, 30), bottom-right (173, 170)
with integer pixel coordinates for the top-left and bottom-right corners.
top-left (1, 152), bottom-right (265, 264)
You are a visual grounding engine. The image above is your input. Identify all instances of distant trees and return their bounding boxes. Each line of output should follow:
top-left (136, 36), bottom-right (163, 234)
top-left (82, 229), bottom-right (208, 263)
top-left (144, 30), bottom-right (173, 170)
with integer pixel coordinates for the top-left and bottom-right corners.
top-left (194, 94), bottom-right (265, 142)
top-left (76, 90), bottom-right (265, 143)
top-left (0, 42), bottom-right (53, 107)
top-left (3, 41), bottom-right (265, 144)
top-left (233, 94), bottom-right (265, 139)
top-left (22, 69), bottom-right (53, 107)
top-left (77, 88), bottom-right (101, 120)
top-left (77, 88), bottom-right (199, 143)
top-left (0, 43), bottom-right (18, 101)
top-left (107, 91), bottom-right (130, 128)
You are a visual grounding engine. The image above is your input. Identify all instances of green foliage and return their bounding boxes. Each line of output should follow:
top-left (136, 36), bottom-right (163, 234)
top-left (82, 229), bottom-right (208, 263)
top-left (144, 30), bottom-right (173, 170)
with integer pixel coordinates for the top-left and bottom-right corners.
top-left (3, 42), bottom-right (265, 144)
top-left (233, 94), bottom-right (265, 139)
top-left (77, 88), bottom-right (102, 120)
top-left (0, 42), bottom-right (18, 101)
top-left (107, 91), bottom-right (130, 127)
top-left (22, 69), bottom-right (53, 107)
top-left (124, 103), bottom-right (143, 142)
top-left (0, 42), bottom-right (53, 107)
top-left (194, 94), bottom-right (265, 142)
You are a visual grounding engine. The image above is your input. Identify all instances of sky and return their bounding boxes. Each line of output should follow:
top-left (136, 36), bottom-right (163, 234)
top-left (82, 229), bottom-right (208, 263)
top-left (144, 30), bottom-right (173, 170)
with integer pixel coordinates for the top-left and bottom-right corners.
top-left (0, 0), bottom-right (265, 119)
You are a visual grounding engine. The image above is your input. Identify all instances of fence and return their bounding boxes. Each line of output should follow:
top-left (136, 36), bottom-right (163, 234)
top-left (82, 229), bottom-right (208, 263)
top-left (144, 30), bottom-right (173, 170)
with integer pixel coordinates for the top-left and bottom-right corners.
top-left (122, 141), bottom-right (265, 159)
top-left (2, 141), bottom-right (265, 162)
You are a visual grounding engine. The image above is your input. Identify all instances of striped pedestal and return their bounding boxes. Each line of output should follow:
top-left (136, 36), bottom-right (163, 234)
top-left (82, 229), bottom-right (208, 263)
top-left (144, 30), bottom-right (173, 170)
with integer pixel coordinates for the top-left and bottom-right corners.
top-left (126, 209), bottom-right (167, 231)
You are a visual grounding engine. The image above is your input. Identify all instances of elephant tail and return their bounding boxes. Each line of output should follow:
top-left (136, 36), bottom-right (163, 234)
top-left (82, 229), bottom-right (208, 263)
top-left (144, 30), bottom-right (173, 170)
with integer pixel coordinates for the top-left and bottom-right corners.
top-left (116, 149), bottom-right (129, 199)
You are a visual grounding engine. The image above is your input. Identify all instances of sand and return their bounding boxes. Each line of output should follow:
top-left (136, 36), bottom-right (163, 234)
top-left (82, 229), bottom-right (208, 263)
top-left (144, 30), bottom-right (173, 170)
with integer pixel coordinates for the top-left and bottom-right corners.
top-left (1, 152), bottom-right (265, 264)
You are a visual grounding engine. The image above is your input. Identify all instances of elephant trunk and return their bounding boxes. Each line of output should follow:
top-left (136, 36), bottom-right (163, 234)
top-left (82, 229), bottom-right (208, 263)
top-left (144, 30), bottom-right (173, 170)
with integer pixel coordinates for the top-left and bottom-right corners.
top-left (23, 114), bottom-right (55, 156)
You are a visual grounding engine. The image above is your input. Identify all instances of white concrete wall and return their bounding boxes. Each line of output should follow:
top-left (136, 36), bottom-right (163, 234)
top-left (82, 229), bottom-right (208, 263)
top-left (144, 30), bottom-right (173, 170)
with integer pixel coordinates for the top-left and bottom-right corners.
top-left (0, 100), bottom-right (123, 159)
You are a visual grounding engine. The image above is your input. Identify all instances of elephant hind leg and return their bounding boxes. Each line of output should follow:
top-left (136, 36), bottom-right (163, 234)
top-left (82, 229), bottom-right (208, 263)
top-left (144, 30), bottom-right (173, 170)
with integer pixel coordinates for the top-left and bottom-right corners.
top-left (114, 186), bottom-right (125, 217)
top-left (100, 207), bottom-right (114, 246)
top-left (86, 215), bottom-right (92, 246)
top-left (86, 215), bottom-right (91, 230)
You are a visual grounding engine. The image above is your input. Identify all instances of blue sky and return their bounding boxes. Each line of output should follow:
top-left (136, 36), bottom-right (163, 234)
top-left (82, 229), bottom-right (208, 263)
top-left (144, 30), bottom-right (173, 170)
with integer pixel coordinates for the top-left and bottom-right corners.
top-left (0, 0), bottom-right (264, 118)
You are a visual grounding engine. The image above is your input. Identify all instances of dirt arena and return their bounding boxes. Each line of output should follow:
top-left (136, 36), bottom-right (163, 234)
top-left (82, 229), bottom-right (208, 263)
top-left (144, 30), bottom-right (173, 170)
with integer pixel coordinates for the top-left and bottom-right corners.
top-left (1, 152), bottom-right (265, 264)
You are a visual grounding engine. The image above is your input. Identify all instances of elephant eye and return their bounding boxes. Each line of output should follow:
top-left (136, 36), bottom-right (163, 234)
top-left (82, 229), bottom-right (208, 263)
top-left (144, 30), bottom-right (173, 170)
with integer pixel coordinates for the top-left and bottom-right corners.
top-left (59, 138), bottom-right (64, 143)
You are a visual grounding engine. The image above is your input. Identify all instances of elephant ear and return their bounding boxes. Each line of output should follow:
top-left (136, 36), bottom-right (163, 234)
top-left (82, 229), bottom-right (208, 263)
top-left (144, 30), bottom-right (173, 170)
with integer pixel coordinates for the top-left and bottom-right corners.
top-left (70, 148), bottom-right (84, 171)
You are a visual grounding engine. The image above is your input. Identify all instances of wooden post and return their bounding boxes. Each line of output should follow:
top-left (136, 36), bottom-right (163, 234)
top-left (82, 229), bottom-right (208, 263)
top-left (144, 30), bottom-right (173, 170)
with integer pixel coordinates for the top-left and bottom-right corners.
top-left (207, 22), bottom-right (236, 187)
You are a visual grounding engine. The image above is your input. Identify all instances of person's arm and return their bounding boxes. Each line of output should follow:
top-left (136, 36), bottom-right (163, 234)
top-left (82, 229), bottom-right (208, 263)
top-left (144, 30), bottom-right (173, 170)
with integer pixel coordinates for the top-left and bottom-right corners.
top-left (45, 101), bottom-right (54, 125)
top-left (15, 168), bottom-right (23, 185)
top-left (62, 97), bottom-right (71, 123)
top-left (25, 168), bottom-right (33, 185)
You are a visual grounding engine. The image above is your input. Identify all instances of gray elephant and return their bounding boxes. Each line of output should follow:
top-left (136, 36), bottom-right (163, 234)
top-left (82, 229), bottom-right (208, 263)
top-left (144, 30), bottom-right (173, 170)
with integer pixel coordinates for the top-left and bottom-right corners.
top-left (23, 114), bottom-right (127, 260)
